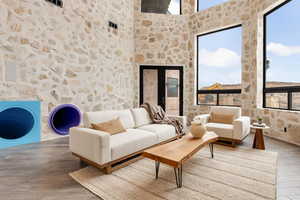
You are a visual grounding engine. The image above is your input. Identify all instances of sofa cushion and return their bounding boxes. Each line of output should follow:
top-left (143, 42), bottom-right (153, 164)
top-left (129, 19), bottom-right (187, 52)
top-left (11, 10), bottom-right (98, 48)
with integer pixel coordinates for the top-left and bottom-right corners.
top-left (209, 113), bottom-right (234, 124)
top-left (206, 123), bottom-right (233, 139)
top-left (110, 129), bottom-right (157, 160)
top-left (130, 108), bottom-right (152, 127)
top-left (91, 118), bottom-right (126, 135)
top-left (210, 106), bottom-right (241, 120)
top-left (138, 124), bottom-right (176, 142)
top-left (83, 109), bottom-right (135, 129)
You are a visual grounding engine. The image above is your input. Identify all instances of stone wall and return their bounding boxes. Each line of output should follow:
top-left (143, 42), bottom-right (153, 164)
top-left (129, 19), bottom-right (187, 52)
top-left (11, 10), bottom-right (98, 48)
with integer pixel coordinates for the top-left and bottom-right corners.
top-left (134, 0), bottom-right (191, 116)
top-left (1, 0), bottom-right (299, 146)
top-left (135, 0), bottom-right (300, 146)
top-left (0, 0), bottom-right (136, 140)
top-left (189, 0), bottom-right (300, 146)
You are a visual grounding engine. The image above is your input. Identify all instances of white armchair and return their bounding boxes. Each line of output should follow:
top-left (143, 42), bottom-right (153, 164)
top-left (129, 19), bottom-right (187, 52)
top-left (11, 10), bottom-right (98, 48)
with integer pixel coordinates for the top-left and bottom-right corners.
top-left (194, 106), bottom-right (250, 145)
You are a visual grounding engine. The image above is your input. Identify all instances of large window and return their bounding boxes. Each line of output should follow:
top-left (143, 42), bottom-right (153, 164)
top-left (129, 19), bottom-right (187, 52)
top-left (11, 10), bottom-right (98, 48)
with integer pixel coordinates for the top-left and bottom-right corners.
top-left (197, 0), bottom-right (231, 11)
top-left (197, 25), bottom-right (242, 106)
top-left (141, 0), bottom-right (181, 15)
top-left (264, 0), bottom-right (300, 110)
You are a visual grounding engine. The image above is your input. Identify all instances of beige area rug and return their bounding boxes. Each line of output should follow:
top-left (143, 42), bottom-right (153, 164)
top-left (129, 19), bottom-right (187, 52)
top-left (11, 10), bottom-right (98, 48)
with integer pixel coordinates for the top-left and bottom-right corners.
top-left (70, 145), bottom-right (278, 200)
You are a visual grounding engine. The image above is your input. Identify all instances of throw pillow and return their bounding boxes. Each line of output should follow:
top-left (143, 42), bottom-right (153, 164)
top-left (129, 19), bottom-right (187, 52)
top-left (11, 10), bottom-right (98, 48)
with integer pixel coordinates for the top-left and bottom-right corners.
top-left (91, 118), bottom-right (126, 135)
top-left (209, 113), bottom-right (235, 124)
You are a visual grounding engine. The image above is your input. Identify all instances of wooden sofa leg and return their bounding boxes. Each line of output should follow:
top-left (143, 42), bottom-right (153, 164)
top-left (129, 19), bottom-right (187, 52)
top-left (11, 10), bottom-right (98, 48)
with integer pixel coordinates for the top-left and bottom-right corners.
top-left (104, 166), bottom-right (112, 174)
top-left (231, 141), bottom-right (235, 147)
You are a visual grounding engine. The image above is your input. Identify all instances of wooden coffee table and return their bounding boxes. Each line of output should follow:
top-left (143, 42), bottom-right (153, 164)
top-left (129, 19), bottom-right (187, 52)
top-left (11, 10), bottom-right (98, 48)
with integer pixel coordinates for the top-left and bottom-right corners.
top-left (142, 132), bottom-right (218, 188)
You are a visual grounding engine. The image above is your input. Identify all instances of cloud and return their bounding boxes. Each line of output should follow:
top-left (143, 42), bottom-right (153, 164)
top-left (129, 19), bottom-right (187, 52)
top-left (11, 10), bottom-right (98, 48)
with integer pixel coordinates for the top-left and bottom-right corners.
top-left (267, 42), bottom-right (300, 56)
top-left (198, 48), bottom-right (240, 67)
top-left (168, 0), bottom-right (180, 14)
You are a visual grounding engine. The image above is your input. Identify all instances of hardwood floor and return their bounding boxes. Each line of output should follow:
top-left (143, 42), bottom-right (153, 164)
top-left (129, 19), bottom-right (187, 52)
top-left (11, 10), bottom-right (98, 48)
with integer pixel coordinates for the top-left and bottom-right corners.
top-left (0, 134), bottom-right (299, 200)
top-left (243, 134), bottom-right (300, 200)
top-left (0, 138), bottom-right (99, 200)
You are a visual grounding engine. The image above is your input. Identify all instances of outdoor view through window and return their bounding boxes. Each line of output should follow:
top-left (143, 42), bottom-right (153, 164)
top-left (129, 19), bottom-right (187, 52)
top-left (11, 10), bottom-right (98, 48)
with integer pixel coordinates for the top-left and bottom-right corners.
top-left (197, 0), bottom-right (231, 11)
top-left (264, 0), bottom-right (300, 110)
top-left (197, 26), bottom-right (242, 106)
top-left (141, 0), bottom-right (180, 15)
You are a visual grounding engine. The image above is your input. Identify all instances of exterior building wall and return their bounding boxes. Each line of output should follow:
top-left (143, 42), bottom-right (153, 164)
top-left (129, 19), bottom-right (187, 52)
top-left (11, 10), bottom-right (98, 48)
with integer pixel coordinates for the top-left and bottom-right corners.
top-left (0, 0), bottom-right (136, 140)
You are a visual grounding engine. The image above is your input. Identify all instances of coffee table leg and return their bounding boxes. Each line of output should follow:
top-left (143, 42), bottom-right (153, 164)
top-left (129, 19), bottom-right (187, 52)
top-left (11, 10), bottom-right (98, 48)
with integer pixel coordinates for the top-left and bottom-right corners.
top-left (179, 165), bottom-right (182, 188)
top-left (209, 143), bottom-right (214, 158)
top-left (174, 168), bottom-right (178, 186)
top-left (155, 161), bottom-right (160, 179)
top-left (174, 165), bottom-right (183, 188)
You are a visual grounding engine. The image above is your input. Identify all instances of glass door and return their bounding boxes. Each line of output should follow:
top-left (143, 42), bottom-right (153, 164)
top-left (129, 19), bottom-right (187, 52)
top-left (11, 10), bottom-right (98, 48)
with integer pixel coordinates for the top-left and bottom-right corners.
top-left (142, 69), bottom-right (158, 105)
top-left (140, 66), bottom-right (183, 115)
top-left (165, 70), bottom-right (181, 116)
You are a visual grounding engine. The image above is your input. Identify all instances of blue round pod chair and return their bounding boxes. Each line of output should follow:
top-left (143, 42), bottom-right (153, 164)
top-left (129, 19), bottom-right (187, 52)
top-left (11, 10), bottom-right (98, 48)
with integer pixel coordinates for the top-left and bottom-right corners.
top-left (0, 101), bottom-right (40, 149)
top-left (49, 104), bottom-right (81, 135)
top-left (0, 107), bottom-right (35, 140)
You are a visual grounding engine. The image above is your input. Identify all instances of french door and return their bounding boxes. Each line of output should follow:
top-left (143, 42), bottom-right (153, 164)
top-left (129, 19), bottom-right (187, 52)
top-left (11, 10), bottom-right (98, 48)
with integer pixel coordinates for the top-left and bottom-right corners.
top-left (140, 65), bottom-right (183, 116)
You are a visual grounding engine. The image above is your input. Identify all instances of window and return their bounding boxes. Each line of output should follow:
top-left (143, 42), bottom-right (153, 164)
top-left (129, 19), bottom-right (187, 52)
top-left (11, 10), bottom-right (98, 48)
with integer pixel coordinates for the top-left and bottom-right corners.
top-left (197, 0), bottom-right (231, 11)
top-left (141, 0), bottom-right (181, 15)
top-left (197, 25), bottom-right (242, 106)
top-left (167, 78), bottom-right (179, 97)
top-left (264, 0), bottom-right (300, 110)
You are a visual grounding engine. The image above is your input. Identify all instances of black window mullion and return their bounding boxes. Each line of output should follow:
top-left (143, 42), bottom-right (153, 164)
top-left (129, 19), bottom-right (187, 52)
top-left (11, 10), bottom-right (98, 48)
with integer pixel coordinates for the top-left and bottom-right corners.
top-left (263, 91), bottom-right (266, 108)
top-left (288, 92), bottom-right (292, 110)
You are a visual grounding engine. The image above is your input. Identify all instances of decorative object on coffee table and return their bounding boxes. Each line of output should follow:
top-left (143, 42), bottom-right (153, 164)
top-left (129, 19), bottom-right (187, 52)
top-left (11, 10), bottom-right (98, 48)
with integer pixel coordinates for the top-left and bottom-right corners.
top-left (251, 124), bottom-right (270, 150)
top-left (190, 120), bottom-right (207, 139)
top-left (142, 132), bottom-right (218, 188)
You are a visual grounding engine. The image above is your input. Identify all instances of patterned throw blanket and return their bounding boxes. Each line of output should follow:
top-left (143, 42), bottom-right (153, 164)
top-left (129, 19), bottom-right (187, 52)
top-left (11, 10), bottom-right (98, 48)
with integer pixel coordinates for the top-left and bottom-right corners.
top-left (141, 103), bottom-right (184, 136)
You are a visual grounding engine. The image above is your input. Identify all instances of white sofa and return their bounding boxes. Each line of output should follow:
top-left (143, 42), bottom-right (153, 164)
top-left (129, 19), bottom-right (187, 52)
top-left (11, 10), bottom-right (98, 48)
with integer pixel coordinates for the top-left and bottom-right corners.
top-left (193, 106), bottom-right (250, 145)
top-left (70, 108), bottom-right (187, 173)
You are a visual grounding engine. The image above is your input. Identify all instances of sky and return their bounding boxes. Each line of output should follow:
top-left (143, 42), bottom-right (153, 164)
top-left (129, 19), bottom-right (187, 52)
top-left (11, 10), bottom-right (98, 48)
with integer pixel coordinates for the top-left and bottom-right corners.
top-left (168, 0), bottom-right (180, 15)
top-left (198, 0), bottom-right (229, 11)
top-left (198, 27), bottom-right (242, 88)
top-left (266, 0), bottom-right (300, 84)
top-left (169, 0), bottom-right (230, 13)
top-left (197, 0), bottom-right (300, 88)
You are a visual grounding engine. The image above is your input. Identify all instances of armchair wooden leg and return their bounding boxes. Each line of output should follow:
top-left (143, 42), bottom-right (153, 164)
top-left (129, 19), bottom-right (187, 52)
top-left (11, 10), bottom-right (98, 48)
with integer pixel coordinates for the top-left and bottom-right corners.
top-left (104, 166), bottom-right (112, 174)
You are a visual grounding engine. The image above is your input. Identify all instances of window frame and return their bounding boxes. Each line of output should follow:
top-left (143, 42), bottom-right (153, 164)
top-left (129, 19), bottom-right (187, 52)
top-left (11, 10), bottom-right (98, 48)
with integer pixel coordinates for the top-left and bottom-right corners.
top-left (141, 0), bottom-right (182, 15)
top-left (196, 24), bottom-right (243, 106)
top-left (262, 0), bottom-right (300, 111)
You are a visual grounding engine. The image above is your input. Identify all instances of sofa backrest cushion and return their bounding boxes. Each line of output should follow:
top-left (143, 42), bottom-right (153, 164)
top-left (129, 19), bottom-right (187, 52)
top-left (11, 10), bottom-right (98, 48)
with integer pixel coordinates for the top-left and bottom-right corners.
top-left (209, 113), bottom-right (235, 124)
top-left (83, 109), bottom-right (135, 129)
top-left (210, 106), bottom-right (241, 121)
top-left (130, 108), bottom-right (153, 127)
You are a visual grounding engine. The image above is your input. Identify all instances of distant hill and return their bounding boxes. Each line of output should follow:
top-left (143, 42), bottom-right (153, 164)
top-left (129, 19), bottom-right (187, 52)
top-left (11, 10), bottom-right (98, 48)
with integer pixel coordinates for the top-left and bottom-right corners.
top-left (200, 82), bottom-right (300, 90)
